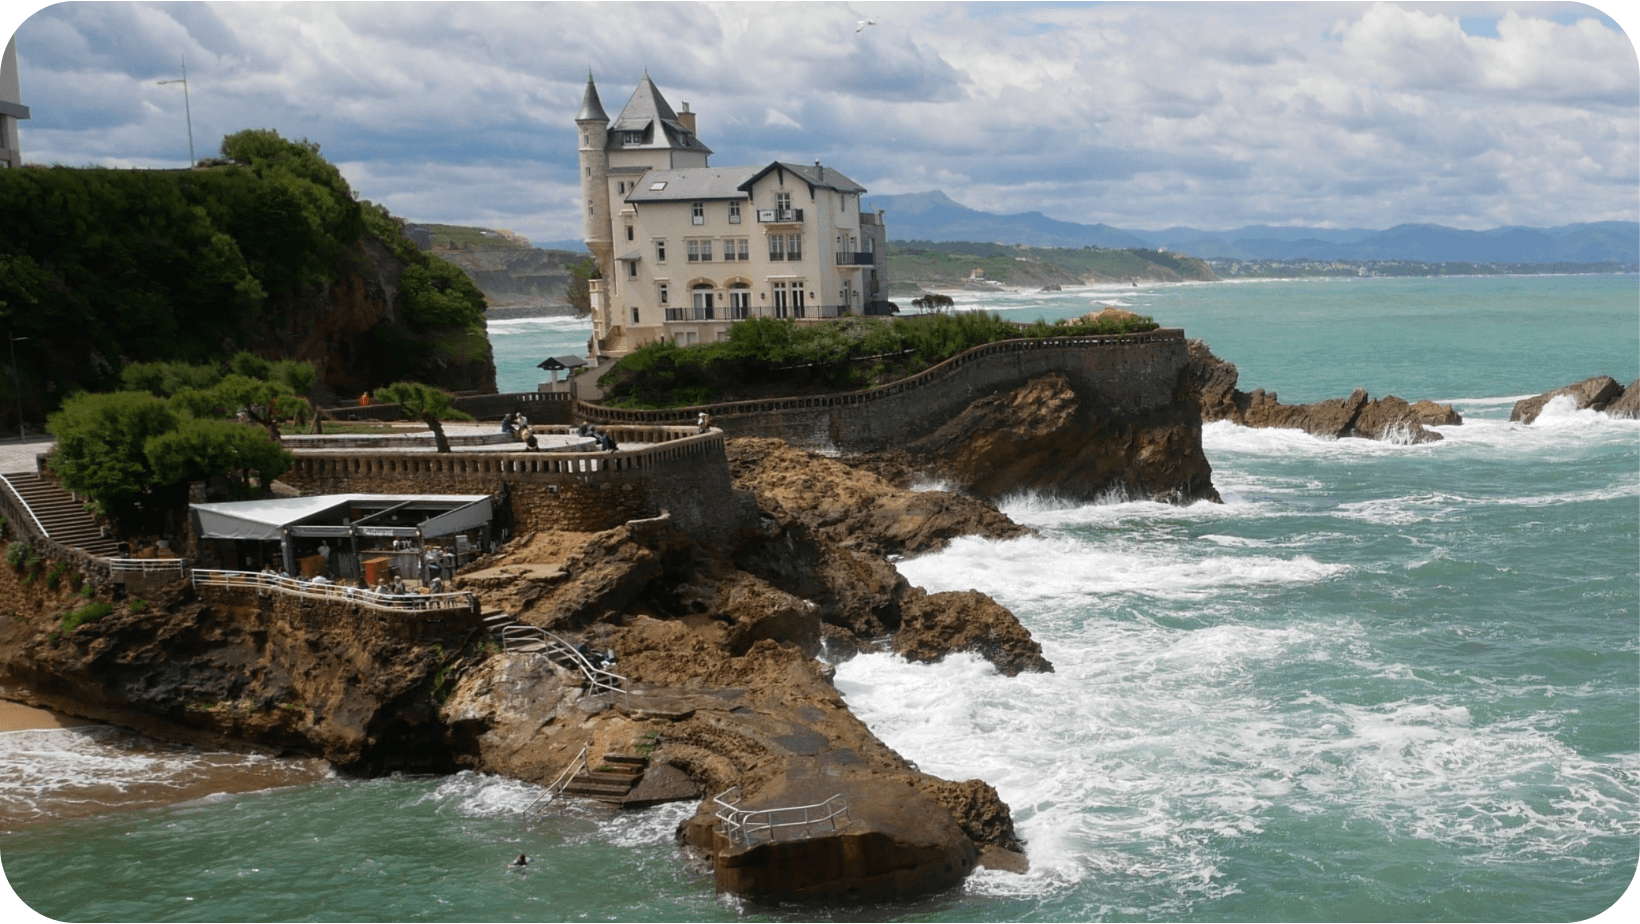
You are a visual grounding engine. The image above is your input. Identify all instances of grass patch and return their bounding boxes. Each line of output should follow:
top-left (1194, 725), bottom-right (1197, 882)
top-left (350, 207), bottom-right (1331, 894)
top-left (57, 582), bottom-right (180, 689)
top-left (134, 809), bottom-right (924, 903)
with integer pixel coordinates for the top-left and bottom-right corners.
top-left (60, 602), bottom-right (114, 634)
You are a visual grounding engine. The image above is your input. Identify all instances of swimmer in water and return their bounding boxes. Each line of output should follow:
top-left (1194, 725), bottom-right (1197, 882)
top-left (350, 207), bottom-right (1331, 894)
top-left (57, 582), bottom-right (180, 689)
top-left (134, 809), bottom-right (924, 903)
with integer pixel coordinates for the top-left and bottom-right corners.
top-left (508, 854), bottom-right (528, 868)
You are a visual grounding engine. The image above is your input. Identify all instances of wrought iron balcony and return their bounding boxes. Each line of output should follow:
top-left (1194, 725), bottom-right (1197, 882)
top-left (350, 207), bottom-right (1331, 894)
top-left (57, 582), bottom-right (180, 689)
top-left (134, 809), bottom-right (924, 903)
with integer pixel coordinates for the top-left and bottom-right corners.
top-left (756, 208), bottom-right (804, 223)
top-left (835, 252), bottom-right (875, 266)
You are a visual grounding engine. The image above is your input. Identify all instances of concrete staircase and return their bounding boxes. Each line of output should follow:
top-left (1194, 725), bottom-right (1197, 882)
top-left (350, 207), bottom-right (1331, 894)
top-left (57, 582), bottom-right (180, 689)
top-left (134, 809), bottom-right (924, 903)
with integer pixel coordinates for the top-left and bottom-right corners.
top-left (561, 754), bottom-right (648, 803)
top-left (1, 472), bottom-right (119, 556)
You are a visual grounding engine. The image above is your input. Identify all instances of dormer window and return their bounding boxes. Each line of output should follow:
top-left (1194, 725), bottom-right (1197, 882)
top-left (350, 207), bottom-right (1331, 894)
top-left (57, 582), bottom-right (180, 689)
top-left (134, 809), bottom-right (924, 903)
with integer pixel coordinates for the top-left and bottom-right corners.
top-left (729, 201), bottom-right (742, 224)
top-left (623, 131), bottom-right (642, 145)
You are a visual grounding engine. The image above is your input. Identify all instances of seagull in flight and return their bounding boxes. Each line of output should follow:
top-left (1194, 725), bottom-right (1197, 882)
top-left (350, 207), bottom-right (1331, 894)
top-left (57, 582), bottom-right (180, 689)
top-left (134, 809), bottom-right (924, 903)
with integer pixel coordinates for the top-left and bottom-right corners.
top-left (856, 18), bottom-right (877, 32)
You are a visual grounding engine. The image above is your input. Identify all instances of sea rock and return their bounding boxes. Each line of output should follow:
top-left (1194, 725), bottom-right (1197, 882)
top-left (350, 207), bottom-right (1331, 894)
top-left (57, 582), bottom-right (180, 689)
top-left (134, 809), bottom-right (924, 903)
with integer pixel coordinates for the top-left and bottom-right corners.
top-left (1408, 399), bottom-right (1463, 426)
top-left (1188, 340), bottom-right (1444, 443)
top-left (1510, 375), bottom-right (1626, 424)
top-left (1605, 379), bottom-right (1640, 419)
top-left (862, 372), bottom-right (1220, 504)
top-left (893, 588), bottom-right (1053, 676)
top-left (726, 437), bottom-right (1031, 558)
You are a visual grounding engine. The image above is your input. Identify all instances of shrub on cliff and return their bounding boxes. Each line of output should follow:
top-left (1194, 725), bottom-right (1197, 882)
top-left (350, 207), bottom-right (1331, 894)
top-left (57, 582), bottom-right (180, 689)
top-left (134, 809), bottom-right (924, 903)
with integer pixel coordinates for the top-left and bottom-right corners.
top-left (0, 130), bottom-right (490, 432)
top-left (598, 311), bottom-right (1157, 408)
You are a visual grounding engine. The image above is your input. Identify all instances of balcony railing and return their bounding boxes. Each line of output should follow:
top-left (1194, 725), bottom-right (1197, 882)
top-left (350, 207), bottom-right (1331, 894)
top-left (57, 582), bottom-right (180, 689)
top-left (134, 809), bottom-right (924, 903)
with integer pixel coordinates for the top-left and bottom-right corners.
top-left (756, 208), bottom-right (803, 223)
top-left (835, 252), bottom-right (875, 266)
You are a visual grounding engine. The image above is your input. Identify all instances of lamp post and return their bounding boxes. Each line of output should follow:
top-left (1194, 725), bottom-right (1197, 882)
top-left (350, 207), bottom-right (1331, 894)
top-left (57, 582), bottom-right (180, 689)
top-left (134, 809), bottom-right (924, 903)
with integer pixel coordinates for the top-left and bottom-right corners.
top-left (156, 56), bottom-right (195, 166)
top-left (8, 334), bottom-right (25, 441)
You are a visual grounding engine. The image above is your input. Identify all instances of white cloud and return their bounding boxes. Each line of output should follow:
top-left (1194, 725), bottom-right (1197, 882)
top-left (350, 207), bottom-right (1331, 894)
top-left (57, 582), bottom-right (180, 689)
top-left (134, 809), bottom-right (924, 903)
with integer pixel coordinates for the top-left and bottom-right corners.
top-left (5, 1), bottom-right (1636, 234)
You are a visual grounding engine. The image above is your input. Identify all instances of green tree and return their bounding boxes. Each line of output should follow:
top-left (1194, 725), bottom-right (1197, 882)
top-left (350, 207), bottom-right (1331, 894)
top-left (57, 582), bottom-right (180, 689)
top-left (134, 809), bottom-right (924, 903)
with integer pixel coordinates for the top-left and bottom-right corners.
top-left (374, 382), bottom-right (472, 453)
top-left (46, 391), bottom-right (180, 521)
top-left (169, 374), bottom-right (306, 440)
top-left (145, 417), bottom-right (293, 491)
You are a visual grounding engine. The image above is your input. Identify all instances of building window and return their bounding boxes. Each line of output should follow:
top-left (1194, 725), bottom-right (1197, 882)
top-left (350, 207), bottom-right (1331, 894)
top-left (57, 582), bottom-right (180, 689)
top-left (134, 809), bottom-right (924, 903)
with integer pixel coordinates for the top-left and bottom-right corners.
top-left (627, 261), bottom-right (637, 278)
top-left (772, 282), bottom-right (789, 318)
top-left (656, 240), bottom-right (666, 262)
top-left (768, 235), bottom-right (785, 262)
top-left (687, 240), bottom-right (713, 262)
top-left (626, 225), bottom-right (634, 241)
top-left (791, 283), bottom-right (807, 319)
top-left (618, 181), bottom-right (626, 193)
top-left (723, 238), bottom-right (749, 261)
top-left (776, 192), bottom-right (791, 211)
top-left (728, 201), bottom-right (742, 224)
top-left (631, 306), bottom-right (640, 324)
top-left (786, 234), bottom-right (802, 260)
top-left (658, 283), bottom-right (669, 304)
top-left (729, 284), bottom-right (751, 320)
top-left (691, 201), bottom-right (705, 225)
top-left (692, 285), bottom-right (715, 320)
top-left (623, 131), bottom-right (641, 145)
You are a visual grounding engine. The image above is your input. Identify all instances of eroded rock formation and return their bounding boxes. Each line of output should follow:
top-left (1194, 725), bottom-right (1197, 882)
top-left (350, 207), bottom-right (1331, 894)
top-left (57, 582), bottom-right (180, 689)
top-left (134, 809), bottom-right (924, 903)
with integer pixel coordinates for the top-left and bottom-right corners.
top-left (1510, 375), bottom-right (1636, 423)
top-left (856, 371), bottom-right (1220, 504)
top-left (1188, 340), bottom-right (1460, 443)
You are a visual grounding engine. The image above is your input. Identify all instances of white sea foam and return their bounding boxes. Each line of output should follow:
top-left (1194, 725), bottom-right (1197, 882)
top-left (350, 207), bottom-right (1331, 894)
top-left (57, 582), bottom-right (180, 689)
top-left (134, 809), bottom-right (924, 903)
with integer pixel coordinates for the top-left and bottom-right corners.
top-left (895, 533), bottom-right (1348, 607)
top-left (484, 315), bottom-right (591, 333)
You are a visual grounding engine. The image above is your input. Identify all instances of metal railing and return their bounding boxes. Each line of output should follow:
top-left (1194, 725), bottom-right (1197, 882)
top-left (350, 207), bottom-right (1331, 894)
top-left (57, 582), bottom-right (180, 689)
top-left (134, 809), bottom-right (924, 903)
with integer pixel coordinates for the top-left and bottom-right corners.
top-left (524, 744), bottom-right (588, 813)
top-left (0, 473), bottom-right (49, 538)
top-left (835, 251), bottom-right (875, 266)
top-left (713, 786), bottom-right (851, 848)
top-left (498, 623), bottom-right (627, 699)
top-left (191, 569), bottom-right (476, 612)
top-left (756, 208), bottom-right (803, 223)
top-left (105, 557), bottom-right (189, 574)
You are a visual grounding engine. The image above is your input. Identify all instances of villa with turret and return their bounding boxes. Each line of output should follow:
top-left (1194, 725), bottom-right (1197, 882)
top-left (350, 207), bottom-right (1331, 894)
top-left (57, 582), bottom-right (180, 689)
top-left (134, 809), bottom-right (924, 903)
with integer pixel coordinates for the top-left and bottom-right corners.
top-left (576, 73), bottom-right (889, 361)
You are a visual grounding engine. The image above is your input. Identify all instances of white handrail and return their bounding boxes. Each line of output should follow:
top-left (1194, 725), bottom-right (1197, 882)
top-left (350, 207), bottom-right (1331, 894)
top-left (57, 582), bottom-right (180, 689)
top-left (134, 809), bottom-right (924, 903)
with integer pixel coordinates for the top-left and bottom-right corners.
top-left (105, 557), bottom-right (188, 573)
top-left (713, 785), bottom-right (851, 847)
top-left (0, 473), bottom-right (51, 538)
top-left (191, 569), bottom-right (475, 612)
top-left (524, 744), bottom-right (588, 813)
top-left (498, 624), bottom-right (627, 698)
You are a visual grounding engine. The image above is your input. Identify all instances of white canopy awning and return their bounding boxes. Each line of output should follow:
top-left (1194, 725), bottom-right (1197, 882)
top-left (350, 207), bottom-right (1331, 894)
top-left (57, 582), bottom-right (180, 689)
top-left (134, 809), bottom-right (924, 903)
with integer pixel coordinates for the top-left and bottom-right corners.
top-left (192, 494), bottom-right (493, 542)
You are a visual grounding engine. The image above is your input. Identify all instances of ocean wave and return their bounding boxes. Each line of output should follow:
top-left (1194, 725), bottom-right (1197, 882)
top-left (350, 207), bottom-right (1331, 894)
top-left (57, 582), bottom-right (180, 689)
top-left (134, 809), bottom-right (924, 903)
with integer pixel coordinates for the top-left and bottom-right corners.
top-left (484, 315), bottom-right (591, 332)
top-left (894, 533), bottom-right (1348, 605)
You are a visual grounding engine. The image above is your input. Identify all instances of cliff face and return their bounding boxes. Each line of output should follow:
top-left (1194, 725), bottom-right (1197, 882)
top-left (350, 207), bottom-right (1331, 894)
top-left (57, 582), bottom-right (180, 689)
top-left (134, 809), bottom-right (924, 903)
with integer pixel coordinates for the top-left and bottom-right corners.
top-left (0, 437), bottom-right (1050, 902)
top-left (247, 236), bottom-right (497, 399)
top-left (432, 247), bottom-right (586, 312)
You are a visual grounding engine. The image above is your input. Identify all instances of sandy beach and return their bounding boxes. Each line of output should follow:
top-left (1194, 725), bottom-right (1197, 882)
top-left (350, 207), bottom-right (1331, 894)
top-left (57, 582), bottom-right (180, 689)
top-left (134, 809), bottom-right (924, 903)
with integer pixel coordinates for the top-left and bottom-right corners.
top-left (0, 699), bottom-right (101, 733)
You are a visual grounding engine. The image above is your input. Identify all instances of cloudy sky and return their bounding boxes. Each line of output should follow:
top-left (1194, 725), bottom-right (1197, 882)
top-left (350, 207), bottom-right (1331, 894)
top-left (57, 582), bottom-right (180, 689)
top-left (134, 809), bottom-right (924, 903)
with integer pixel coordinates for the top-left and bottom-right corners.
top-left (4, 1), bottom-right (1636, 243)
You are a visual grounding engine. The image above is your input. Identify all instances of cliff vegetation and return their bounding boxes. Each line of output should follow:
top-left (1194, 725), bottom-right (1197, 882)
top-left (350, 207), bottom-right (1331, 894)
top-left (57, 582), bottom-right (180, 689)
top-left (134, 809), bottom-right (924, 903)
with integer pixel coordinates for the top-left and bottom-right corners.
top-left (599, 311), bottom-right (1160, 408)
top-left (0, 129), bottom-right (494, 432)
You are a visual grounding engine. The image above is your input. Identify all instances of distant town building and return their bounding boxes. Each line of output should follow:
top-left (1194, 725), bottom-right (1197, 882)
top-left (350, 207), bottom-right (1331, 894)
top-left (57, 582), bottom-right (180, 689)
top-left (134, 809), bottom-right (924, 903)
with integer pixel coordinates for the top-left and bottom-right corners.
top-left (1, 37), bottom-right (30, 169)
top-left (577, 72), bottom-right (889, 359)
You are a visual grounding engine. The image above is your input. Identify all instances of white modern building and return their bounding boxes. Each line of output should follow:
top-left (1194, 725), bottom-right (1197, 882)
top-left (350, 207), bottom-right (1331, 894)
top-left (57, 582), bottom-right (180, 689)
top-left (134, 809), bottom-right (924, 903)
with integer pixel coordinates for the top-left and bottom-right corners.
top-left (1, 37), bottom-right (29, 169)
top-left (576, 72), bottom-right (890, 361)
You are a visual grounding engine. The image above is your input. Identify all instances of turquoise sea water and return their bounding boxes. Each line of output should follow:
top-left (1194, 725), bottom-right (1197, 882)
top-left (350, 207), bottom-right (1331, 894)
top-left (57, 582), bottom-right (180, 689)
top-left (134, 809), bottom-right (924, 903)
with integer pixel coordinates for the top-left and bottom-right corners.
top-left (3, 275), bottom-right (1637, 922)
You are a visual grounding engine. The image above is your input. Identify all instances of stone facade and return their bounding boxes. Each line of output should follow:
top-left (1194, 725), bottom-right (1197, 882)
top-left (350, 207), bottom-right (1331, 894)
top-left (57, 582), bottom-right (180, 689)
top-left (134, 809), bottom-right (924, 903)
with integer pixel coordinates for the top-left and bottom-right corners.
top-left (279, 427), bottom-right (757, 545)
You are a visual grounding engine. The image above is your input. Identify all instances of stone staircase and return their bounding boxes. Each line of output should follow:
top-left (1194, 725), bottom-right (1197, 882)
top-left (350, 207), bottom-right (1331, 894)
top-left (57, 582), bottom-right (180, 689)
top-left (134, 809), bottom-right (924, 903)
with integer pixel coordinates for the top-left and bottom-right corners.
top-left (1, 471), bottom-right (120, 556)
top-left (561, 754), bottom-right (648, 803)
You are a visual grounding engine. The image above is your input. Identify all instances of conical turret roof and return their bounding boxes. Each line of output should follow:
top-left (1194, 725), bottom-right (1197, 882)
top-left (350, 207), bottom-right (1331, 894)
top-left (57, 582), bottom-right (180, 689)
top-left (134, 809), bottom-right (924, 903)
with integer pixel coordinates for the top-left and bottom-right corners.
top-left (609, 72), bottom-right (711, 156)
top-left (576, 72), bottom-right (609, 123)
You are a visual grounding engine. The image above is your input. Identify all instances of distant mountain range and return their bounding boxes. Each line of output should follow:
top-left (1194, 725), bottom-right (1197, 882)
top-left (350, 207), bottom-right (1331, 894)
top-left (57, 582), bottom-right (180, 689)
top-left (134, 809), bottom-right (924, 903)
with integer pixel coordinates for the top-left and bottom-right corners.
top-left (859, 191), bottom-right (1639, 264)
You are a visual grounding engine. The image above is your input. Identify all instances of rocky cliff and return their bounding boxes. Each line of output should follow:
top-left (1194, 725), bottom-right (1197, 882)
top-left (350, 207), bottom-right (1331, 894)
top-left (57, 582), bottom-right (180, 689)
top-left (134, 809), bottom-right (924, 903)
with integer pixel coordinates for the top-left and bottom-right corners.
top-left (1188, 340), bottom-right (1460, 443)
top-left (0, 437), bottom-right (1049, 902)
top-left (431, 247), bottom-right (587, 312)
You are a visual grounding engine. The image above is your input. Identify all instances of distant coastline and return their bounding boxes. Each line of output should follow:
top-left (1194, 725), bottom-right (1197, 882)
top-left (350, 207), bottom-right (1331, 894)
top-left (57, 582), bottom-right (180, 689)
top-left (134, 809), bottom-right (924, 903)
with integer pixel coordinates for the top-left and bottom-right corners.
top-left (484, 304), bottom-right (583, 320)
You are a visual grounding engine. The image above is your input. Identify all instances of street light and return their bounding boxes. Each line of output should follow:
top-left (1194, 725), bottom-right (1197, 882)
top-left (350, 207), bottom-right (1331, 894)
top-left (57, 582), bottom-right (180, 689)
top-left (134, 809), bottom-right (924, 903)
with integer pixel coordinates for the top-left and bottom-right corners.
top-left (8, 334), bottom-right (25, 442)
top-left (156, 55), bottom-right (195, 166)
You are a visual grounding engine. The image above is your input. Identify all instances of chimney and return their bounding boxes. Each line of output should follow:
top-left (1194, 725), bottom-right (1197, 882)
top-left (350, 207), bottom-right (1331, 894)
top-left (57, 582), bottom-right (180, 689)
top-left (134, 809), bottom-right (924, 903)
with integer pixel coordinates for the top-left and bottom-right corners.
top-left (678, 102), bottom-right (696, 134)
top-left (815, 159), bottom-right (824, 182)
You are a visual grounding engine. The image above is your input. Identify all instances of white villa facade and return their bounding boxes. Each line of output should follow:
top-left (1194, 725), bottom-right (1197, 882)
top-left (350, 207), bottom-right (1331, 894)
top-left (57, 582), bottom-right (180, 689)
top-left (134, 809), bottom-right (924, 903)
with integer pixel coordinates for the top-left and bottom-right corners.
top-left (576, 73), bottom-right (889, 361)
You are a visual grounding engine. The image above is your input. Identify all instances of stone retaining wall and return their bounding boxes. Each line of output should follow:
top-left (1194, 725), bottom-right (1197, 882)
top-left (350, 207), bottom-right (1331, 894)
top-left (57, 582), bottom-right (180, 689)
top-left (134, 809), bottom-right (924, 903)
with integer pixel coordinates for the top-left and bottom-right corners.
top-left (279, 427), bottom-right (754, 543)
top-left (576, 329), bottom-right (1189, 452)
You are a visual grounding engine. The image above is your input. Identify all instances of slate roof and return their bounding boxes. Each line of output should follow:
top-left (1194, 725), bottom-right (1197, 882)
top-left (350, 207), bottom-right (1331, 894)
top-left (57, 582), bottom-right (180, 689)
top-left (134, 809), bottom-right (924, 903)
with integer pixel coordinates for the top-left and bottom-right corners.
top-left (607, 73), bottom-right (712, 157)
top-left (575, 72), bottom-right (608, 123)
top-left (624, 166), bottom-right (761, 203)
top-left (742, 162), bottom-right (867, 195)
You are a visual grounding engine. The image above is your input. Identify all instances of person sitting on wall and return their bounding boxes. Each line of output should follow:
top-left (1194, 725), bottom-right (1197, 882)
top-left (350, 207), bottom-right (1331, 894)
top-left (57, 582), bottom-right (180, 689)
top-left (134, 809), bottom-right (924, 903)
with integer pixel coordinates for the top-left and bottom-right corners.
top-left (501, 412), bottom-right (516, 437)
top-left (373, 581), bottom-right (389, 595)
top-left (525, 433), bottom-right (539, 452)
top-left (429, 576), bottom-right (444, 594)
top-left (697, 411), bottom-right (712, 433)
top-left (517, 423), bottom-right (534, 448)
top-left (391, 577), bottom-right (407, 596)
